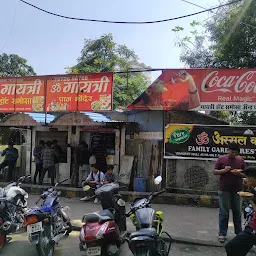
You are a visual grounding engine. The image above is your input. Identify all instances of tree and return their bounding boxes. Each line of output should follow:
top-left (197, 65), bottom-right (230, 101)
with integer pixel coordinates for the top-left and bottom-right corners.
top-left (68, 34), bottom-right (151, 109)
top-left (172, 0), bottom-right (256, 124)
top-left (0, 54), bottom-right (36, 120)
top-left (0, 53), bottom-right (36, 77)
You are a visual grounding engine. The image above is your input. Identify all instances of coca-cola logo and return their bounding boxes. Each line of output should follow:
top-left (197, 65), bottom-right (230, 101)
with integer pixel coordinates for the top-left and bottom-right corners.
top-left (201, 71), bottom-right (256, 93)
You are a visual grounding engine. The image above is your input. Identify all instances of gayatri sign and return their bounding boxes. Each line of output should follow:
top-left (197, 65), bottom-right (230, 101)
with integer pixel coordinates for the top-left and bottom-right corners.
top-left (127, 69), bottom-right (256, 111)
top-left (0, 72), bottom-right (113, 112)
top-left (164, 124), bottom-right (256, 162)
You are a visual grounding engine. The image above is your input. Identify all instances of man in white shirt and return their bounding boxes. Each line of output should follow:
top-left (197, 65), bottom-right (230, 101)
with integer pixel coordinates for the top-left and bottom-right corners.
top-left (80, 165), bottom-right (105, 203)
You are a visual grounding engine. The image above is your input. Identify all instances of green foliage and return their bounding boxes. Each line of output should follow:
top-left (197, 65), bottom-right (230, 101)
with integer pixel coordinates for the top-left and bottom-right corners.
top-left (232, 112), bottom-right (256, 125)
top-left (0, 53), bottom-right (36, 77)
top-left (172, 0), bottom-right (256, 124)
top-left (0, 53), bottom-right (36, 119)
top-left (68, 33), bottom-right (151, 109)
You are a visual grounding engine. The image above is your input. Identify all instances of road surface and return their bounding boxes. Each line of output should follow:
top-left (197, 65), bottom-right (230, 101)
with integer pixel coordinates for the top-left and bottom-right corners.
top-left (2, 231), bottom-right (254, 256)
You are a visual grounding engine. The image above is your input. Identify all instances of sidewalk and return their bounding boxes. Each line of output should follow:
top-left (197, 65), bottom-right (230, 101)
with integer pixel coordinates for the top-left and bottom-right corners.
top-left (27, 195), bottom-right (236, 247)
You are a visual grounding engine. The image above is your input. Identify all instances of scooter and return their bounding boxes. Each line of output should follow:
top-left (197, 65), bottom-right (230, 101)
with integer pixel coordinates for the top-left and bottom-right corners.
top-left (25, 179), bottom-right (72, 256)
top-left (126, 176), bottom-right (173, 256)
top-left (79, 182), bottom-right (126, 256)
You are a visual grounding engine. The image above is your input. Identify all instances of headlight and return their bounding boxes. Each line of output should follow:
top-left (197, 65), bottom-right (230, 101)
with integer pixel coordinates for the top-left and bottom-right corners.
top-left (117, 198), bottom-right (125, 207)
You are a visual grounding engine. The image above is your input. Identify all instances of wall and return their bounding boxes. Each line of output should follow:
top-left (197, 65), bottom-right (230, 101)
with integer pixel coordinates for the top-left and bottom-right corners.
top-left (126, 139), bottom-right (163, 191)
top-left (125, 110), bottom-right (228, 193)
top-left (127, 111), bottom-right (163, 132)
top-left (164, 111), bottom-right (228, 193)
top-left (125, 111), bottom-right (164, 190)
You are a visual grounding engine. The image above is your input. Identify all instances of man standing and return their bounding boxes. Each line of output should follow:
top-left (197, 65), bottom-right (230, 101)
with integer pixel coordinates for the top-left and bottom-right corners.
top-left (40, 141), bottom-right (56, 186)
top-left (33, 140), bottom-right (45, 184)
top-left (214, 143), bottom-right (247, 243)
top-left (52, 140), bottom-right (62, 183)
top-left (0, 141), bottom-right (18, 182)
top-left (75, 142), bottom-right (91, 187)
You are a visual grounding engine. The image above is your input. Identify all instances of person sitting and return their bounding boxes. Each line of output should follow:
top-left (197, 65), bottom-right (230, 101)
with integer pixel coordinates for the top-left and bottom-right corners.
top-left (103, 165), bottom-right (119, 184)
top-left (225, 166), bottom-right (256, 256)
top-left (80, 165), bottom-right (105, 203)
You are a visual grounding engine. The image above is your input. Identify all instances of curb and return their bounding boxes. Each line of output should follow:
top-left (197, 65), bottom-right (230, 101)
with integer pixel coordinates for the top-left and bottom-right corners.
top-left (0, 182), bottom-right (219, 208)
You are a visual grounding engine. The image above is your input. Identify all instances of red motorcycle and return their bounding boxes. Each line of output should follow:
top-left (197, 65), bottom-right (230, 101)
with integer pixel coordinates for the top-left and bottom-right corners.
top-left (79, 183), bottom-right (126, 256)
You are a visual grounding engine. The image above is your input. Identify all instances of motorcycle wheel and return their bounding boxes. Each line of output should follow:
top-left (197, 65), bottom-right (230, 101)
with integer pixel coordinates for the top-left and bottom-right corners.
top-left (0, 218), bottom-right (6, 252)
top-left (133, 249), bottom-right (151, 256)
top-left (36, 225), bottom-right (54, 256)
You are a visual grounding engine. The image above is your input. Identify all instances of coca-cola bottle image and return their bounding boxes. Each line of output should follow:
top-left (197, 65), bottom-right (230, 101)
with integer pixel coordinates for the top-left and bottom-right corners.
top-left (166, 71), bottom-right (190, 85)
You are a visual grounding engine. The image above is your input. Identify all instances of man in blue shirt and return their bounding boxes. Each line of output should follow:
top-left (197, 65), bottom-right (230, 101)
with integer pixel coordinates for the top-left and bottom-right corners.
top-left (0, 141), bottom-right (18, 182)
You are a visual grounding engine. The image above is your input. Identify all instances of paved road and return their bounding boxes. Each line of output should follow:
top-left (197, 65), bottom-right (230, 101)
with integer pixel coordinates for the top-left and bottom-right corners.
top-left (2, 231), bottom-right (256, 256)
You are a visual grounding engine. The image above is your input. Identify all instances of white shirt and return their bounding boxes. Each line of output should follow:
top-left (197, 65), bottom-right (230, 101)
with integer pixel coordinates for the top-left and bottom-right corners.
top-left (86, 171), bottom-right (105, 188)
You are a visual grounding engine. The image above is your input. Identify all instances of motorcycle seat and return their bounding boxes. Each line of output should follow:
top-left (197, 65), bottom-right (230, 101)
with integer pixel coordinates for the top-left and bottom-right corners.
top-left (129, 228), bottom-right (158, 240)
top-left (84, 209), bottom-right (114, 223)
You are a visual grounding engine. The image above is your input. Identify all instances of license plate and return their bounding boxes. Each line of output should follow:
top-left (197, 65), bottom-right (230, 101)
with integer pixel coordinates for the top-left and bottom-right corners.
top-left (27, 222), bottom-right (43, 236)
top-left (87, 247), bottom-right (101, 256)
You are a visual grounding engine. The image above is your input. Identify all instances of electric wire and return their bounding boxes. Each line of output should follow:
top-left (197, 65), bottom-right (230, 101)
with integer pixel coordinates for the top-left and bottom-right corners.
top-left (19, 0), bottom-right (242, 25)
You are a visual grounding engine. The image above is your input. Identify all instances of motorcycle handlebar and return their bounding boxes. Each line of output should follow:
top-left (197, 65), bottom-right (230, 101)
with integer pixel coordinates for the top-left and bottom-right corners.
top-left (154, 189), bottom-right (166, 197)
top-left (55, 179), bottom-right (69, 187)
top-left (35, 198), bottom-right (41, 205)
top-left (126, 189), bottom-right (166, 217)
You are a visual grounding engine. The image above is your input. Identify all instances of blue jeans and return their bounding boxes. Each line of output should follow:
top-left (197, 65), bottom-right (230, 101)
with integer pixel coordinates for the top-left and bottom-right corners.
top-left (218, 190), bottom-right (242, 236)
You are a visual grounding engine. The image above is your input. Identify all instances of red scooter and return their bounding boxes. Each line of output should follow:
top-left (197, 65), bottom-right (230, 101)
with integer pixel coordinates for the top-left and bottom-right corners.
top-left (79, 183), bottom-right (126, 256)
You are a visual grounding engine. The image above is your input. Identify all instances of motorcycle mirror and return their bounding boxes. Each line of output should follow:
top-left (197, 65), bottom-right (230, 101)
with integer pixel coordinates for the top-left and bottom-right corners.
top-left (154, 176), bottom-right (162, 185)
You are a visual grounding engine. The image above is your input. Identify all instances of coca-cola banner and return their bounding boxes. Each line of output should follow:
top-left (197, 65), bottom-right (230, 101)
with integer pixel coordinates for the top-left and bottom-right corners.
top-left (0, 72), bottom-right (113, 112)
top-left (127, 69), bottom-right (256, 111)
top-left (165, 124), bottom-right (256, 162)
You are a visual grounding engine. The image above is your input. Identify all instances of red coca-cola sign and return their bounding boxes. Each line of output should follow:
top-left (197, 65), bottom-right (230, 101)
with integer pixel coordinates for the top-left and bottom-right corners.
top-left (127, 69), bottom-right (256, 112)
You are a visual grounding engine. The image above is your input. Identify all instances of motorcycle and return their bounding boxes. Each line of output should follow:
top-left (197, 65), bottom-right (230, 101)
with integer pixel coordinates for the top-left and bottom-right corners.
top-left (79, 182), bottom-right (127, 256)
top-left (0, 175), bottom-right (30, 251)
top-left (25, 179), bottom-right (72, 256)
top-left (126, 176), bottom-right (172, 256)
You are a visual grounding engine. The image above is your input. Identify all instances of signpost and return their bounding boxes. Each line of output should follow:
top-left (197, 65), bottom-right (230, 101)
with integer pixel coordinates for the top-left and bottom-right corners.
top-left (0, 72), bottom-right (113, 112)
top-left (164, 124), bottom-right (256, 162)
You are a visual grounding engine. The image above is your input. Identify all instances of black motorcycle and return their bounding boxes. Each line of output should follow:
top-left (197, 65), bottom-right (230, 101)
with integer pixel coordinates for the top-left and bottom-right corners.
top-left (126, 177), bottom-right (172, 256)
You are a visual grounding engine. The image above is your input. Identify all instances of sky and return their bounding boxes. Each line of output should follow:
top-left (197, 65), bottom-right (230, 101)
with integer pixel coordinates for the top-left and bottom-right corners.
top-left (1, 0), bottom-right (220, 80)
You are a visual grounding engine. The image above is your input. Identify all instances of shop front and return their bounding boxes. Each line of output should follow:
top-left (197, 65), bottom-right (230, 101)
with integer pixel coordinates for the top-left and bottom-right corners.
top-left (31, 125), bottom-right (70, 183)
top-left (48, 112), bottom-right (124, 185)
top-left (0, 113), bottom-right (38, 180)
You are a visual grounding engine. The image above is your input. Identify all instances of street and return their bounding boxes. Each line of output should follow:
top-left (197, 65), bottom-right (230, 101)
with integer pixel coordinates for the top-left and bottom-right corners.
top-left (0, 196), bottom-right (253, 255)
top-left (0, 231), bottom-right (243, 256)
